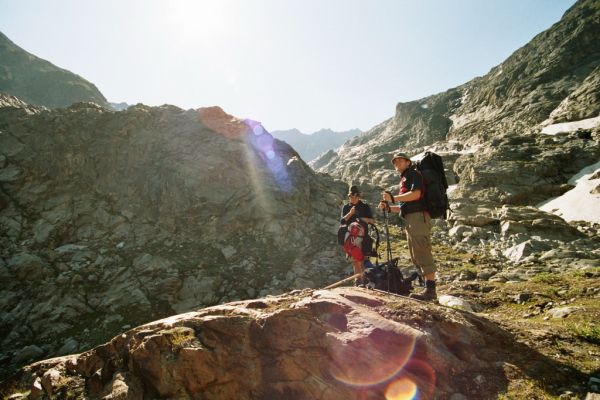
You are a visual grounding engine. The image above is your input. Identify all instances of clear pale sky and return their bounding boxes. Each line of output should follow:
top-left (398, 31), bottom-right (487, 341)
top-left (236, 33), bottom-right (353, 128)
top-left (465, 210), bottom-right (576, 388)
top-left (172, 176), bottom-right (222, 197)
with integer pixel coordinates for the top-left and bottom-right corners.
top-left (0, 0), bottom-right (576, 133)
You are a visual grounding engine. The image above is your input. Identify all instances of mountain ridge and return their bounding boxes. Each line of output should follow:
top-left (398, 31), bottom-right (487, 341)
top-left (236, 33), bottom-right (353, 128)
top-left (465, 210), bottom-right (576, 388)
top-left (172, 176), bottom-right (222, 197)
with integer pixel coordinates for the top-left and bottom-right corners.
top-left (0, 31), bottom-right (109, 109)
top-left (271, 127), bottom-right (361, 163)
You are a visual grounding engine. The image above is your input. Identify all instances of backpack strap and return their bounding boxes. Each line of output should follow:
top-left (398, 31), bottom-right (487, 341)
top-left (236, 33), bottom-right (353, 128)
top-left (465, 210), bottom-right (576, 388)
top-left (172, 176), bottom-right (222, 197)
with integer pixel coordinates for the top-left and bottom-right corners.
top-left (412, 168), bottom-right (426, 201)
top-left (367, 222), bottom-right (381, 261)
top-left (413, 168), bottom-right (429, 221)
top-left (368, 223), bottom-right (380, 252)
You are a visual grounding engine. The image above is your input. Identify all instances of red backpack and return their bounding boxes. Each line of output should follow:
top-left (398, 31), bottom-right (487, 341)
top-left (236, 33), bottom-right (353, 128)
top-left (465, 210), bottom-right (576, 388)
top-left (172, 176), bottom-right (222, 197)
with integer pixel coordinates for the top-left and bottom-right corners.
top-left (343, 221), bottom-right (365, 261)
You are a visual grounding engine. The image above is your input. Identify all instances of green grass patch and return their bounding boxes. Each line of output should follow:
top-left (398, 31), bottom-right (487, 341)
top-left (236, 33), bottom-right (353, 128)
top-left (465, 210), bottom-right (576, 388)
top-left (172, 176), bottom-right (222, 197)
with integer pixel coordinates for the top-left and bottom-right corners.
top-left (569, 324), bottom-right (600, 345)
top-left (545, 287), bottom-right (560, 297)
top-left (498, 378), bottom-right (558, 400)
top-left (457, 265), bottom-right (477, 274)
top-left (530, 272), bottom-right (561, 284)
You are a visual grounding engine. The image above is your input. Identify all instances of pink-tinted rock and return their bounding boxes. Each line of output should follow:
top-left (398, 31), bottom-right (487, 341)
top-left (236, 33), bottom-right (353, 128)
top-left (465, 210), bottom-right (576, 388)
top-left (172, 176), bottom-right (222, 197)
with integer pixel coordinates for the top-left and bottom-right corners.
top-left (0, 288), bottom-right (565, 399)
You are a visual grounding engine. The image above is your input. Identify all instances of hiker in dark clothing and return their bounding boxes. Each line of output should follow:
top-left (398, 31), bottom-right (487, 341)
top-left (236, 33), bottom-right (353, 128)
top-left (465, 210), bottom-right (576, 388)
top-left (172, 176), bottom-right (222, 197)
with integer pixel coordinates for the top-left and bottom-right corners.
top-left (378, 153), bottom-right (438, 301)
top-left (340, 185), bottom-right (375, 285)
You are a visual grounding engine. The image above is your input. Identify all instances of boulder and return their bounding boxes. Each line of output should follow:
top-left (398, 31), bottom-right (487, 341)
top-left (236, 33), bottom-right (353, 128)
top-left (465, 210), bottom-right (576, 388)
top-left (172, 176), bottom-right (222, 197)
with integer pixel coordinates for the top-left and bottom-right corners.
top-left (13, 345), bottom-right (44, 364)
top-left (503, 240), bottom-right (552, 263)
top-left (546, 306), bottom-right (582, 319)
top-left (438, 295), bottom-right (474, 312)
top-left (56, 338), bottom-right (80, 356)
top-left (0, 288), bottom-right (544, 399)
top-left (6, 253), bottom-right (49, 281)
top-left (448, 225), bottom-right (472, 240)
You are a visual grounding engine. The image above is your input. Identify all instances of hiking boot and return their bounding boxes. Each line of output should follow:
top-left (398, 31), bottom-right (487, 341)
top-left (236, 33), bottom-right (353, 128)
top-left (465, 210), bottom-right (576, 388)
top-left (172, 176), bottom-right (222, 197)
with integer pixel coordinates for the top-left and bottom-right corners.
top-left (354, 277), bottom-right (366, 287)
top-left (410, 281), bottom-right (437, 301)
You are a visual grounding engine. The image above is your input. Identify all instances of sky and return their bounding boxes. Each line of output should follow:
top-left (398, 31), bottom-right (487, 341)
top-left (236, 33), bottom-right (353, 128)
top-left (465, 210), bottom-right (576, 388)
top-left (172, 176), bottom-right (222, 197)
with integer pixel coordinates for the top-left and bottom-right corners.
top-left (0, 0), bottom-right (577, 133)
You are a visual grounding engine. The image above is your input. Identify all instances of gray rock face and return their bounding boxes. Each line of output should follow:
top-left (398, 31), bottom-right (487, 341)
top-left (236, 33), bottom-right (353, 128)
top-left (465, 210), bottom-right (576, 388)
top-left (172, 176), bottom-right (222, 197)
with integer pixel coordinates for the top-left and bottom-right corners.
top-left (547, 64), bottom-right (600, 124)
top-left (0, 98), bottom-right (351, 377)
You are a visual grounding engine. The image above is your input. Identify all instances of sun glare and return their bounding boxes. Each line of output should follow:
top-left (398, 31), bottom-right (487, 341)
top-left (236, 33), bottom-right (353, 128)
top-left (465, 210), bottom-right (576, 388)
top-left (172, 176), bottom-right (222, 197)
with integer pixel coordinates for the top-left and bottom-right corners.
top-left (165, 0), bottom-right (236, 46)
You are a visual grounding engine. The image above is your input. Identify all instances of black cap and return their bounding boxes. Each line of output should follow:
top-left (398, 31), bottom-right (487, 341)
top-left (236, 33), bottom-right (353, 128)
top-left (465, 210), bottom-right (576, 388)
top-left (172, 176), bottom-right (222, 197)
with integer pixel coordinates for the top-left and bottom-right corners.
top-left (348, 185), bottom-right (361, 196)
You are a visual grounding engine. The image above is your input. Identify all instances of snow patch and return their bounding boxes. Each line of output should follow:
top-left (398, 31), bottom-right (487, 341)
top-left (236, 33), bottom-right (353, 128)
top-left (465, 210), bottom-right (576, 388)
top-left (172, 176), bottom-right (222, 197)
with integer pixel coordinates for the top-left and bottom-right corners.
top-left (449, 105), bottom-right (498, 131)
top-left (540, 116), bottom-right (600, 135)
top-left (412, 143), bottom-right (483, 160)
top-left (538, 160), bottom-right (600, 223)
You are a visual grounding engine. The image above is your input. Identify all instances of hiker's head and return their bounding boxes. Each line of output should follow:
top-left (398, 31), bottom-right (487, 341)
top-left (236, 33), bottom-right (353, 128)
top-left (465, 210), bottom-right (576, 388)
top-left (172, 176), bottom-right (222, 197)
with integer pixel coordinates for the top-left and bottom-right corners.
top-left (348, 185), bottom-right (361, 204)
top-left (391, 153), bottom-right (412, 172)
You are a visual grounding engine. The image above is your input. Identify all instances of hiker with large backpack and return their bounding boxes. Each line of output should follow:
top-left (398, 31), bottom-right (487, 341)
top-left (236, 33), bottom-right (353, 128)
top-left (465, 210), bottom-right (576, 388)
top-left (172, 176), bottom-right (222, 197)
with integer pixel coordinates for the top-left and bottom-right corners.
top-left (377, 152), bottom-right (439, 301)
top-left (340, 185), bottom-right (375, 286)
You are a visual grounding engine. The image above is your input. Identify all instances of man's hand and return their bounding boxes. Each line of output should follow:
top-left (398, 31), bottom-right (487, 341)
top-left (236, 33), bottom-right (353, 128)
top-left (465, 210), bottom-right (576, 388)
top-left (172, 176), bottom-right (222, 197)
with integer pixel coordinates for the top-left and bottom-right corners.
top-left (382, 191), bottom-right (393, 203)
top-left (378, 201), bottom-right (389, 211)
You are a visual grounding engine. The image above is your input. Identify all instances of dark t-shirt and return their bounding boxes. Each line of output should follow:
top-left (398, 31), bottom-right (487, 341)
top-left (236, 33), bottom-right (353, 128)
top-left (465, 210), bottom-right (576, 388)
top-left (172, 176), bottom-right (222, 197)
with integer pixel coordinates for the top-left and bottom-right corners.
top-left (399, 168), bottom-right (427, 217)
top-left (340, 200), bottom-right (373, 232)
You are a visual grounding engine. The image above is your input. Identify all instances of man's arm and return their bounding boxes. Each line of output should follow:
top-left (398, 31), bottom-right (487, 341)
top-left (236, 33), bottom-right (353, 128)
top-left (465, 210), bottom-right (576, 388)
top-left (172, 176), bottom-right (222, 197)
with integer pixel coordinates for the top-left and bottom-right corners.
top-left (380, 189), bottom-right (422, 213)
top-left (394, 189), bottom-right (421, 203)
top-left (341, 205), bottom-right (356, 223)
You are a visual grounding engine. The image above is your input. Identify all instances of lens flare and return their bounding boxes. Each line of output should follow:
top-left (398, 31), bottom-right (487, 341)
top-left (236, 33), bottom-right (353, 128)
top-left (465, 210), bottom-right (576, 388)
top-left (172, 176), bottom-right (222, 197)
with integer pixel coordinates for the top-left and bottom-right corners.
top-left (253, 124), bottom-right (264, 136)
top-left (255, 132), bottom-right (274, 151)
top-left (385, 377), bottom-right (418, 400)
top-left (244, 119), bottom-right (292, 192)
top-left (328, 328), bottom-right (417, 387)
top-left (196, 108), bottom-right (293, 198)
top-left (401, 358), bottom-right (437, 399)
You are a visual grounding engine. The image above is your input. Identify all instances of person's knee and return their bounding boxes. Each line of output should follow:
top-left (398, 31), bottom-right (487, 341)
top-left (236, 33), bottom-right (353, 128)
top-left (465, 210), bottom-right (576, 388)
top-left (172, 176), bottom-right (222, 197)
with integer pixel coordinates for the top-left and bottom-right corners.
top-left (412, 235), bottom-right (431, 249)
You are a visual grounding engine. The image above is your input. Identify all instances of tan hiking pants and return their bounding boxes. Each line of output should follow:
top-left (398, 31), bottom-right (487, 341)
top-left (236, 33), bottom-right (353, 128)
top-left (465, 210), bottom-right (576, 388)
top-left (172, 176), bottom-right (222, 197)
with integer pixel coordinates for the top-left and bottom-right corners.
top-left (404, 212), bottom-right (436, 276)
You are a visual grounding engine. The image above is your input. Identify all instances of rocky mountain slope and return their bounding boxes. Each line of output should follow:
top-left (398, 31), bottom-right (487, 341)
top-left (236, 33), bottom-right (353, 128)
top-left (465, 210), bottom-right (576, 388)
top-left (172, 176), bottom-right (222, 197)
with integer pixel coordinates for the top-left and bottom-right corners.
top-left (313, 0), bottom-right (600, 211)
top-left (0, 32), bottom-right (109, 109)
top-left (0, 93), bottom-right (353, 378)
top-left (271, 128), bottom-right (361, 163)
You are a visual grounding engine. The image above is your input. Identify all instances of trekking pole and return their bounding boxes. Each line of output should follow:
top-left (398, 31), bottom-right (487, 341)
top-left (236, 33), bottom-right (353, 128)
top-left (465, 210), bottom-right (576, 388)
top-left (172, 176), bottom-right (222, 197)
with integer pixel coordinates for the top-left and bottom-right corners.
top-left (382, 207), bottom-right (392, 292)
top-left (383, 209), bottom-right (393, 263)
top-left (382, 191), bottom-right (395, 263)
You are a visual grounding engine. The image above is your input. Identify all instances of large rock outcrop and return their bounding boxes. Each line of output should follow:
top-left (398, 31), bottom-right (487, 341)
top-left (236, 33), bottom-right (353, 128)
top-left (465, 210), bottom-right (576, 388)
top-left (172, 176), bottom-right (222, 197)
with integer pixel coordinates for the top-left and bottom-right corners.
top-left (0, 31), bottom-right (109, 109)
top-left (0, 288), bottom-right (582, 399)
top-left (0, 95), bottom-right (351, 377)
